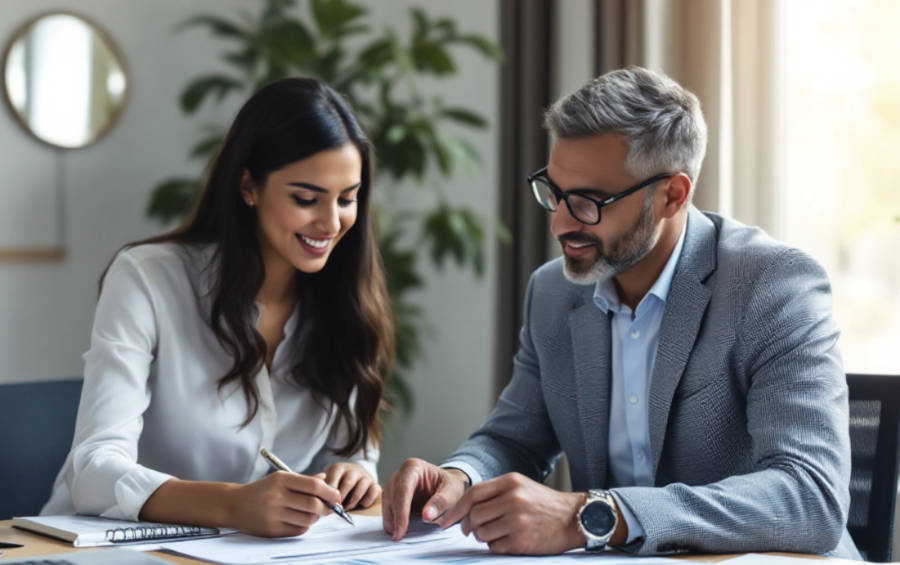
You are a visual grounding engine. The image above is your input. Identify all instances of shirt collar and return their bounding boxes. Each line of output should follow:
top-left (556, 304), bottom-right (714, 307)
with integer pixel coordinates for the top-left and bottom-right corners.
top-left (593, 221), bottom-right (687, 315)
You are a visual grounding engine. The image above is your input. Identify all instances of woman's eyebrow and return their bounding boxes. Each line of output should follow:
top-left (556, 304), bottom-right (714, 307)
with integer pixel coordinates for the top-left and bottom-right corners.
top-left (288, 182), bottom-right (361, 193)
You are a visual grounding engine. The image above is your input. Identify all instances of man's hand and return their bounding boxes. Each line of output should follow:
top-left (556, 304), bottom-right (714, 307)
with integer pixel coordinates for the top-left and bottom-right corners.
top-left (436, 472), bottom-right (587, 555)
top-left (382, 458), bottom-right (469, 540)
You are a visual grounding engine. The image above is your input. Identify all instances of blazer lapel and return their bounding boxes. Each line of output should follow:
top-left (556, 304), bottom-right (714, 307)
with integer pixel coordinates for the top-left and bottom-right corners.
top-left (648, 207), bottom-right (716, 475)
top-left (569, 290), bottom-right (613, 488)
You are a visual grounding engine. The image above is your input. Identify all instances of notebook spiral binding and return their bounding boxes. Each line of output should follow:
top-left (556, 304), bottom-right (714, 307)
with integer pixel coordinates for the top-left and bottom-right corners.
top-left (105, 525), bottom-right (209, 543)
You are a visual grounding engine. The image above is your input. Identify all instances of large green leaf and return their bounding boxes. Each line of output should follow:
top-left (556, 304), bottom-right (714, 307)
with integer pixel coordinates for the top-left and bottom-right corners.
top-left (190, 131), bottom-right (225, 160)
top-left (258, 19), bottom-right (316, 68)
top-left (311, 0), bottom-right (367, 37)
top-left (422, 205), bottom-right (486, 275)
top-left (146, 178), bottom-right (202, 224)
top-left (411, 41), bottom-right (455, 75)
top-left (433, 17), bottom-right (457, 39)
top-left (456, 33), bottom-right (504, 60)
top-left (180, 75), bottom-right (243, 114)
top-left (177, 14), bottom-right (248, 40)
top-left (356, 38), bottom-right (394, 69)
top-left (262, 0), bottom-right (297, 26)
top-left (425, 128), bottom-right (453, 176)
top-left (222, 47), bottom-right (259, 75)
top-left (314, 45), bottom-right (345, 82)
top-left (440, 107), bottom-right (487, 128)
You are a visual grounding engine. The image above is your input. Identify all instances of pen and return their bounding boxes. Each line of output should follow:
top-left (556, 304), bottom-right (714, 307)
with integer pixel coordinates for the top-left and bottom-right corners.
top-left (259, 447), bottom-right (355, 526)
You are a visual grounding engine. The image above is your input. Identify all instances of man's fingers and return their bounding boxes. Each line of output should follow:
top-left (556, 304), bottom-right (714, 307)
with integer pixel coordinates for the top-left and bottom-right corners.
top-left (437, 476), bottom-right (505, 528)
top-left (487, 535), bottom-right (515, 554)
top-left (390, 469), bottom-right (420, 540)
top-left (382, 481), bottom-right (395, 534)
top-left (460, 515), bottom-right (472, 536)
top-left (472, 515), bottom-right (512, 544)
top-left (421, 484), bottom-right (457, 523)
top-left (467, 498), bottom-right (506, 530)
top-left (435, 489), bottom-right (472, 528)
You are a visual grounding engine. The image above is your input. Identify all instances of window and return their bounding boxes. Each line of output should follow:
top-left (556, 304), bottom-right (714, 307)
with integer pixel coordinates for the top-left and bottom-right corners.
top-left (780, 0), bottom-right (900, 374)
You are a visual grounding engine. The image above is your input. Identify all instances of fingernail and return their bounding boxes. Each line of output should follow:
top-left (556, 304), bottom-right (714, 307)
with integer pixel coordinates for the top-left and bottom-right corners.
top-left (423, 505), bottom-right (436, 520)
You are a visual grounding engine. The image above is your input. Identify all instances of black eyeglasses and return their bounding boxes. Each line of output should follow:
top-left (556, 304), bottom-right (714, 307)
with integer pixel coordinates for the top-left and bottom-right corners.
top-left (528, 166), bottom-right (673, 225)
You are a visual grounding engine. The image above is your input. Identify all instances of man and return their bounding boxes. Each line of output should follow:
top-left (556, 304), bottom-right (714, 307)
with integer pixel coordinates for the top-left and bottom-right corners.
top-left (383, 67), bottom-right (859, 559)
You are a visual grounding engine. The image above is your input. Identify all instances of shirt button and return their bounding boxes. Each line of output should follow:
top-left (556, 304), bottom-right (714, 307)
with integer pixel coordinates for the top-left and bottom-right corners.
top-left (630, 329), bottom-right (640, 339)
top-left (629, 395), bottom-right (638, 405)
top-left (637, 452), bottom-right (646, 461)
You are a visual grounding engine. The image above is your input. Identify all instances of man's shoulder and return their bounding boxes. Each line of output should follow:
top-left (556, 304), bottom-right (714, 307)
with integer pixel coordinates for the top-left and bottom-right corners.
top-left (697, 210), bottom-right (824, 280)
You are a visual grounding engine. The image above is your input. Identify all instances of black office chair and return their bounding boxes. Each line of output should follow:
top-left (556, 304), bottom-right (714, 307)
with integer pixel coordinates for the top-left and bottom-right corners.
top-left (847, 373), bottom-right (900, 562)
top-left (0, 379), bottom-right (82, 519)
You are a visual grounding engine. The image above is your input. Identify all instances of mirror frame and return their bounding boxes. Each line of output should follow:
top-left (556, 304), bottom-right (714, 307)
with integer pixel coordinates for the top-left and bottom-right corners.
top-left (1, 10), bottom-right (131, 150)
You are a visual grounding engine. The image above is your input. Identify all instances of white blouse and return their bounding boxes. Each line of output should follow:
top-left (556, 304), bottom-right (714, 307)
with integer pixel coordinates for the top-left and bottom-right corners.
top-left (42, 242), bottom-right (377, 520)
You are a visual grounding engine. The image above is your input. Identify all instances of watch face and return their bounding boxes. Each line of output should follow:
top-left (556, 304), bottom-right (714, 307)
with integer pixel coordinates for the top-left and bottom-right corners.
top-left (580, 499), bottom-right (616, 537)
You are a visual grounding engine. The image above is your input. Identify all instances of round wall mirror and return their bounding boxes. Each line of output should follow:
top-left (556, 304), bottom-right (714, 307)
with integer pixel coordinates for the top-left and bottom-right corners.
top-left (2, 12), bottom-right (129, 149)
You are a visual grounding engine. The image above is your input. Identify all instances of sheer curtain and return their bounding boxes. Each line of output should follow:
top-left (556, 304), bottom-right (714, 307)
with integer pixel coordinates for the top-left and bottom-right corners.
top-left (596, 0), bottom-right (782, 234)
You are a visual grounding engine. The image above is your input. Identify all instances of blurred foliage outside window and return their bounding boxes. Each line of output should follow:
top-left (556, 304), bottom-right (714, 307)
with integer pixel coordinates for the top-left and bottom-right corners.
top-left (146, 0), bottom-right (503, 414)
top-left (781, 0), bottom-right (900, 373)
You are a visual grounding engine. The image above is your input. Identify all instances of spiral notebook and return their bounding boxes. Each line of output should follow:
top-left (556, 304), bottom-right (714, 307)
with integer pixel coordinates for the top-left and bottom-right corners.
top-left (12, 515), bottom-right (222, 547)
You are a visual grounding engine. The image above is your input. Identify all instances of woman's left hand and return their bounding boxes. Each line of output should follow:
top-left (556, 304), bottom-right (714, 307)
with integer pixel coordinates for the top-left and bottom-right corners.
top-left (324, 462), bottom-right (381, 509)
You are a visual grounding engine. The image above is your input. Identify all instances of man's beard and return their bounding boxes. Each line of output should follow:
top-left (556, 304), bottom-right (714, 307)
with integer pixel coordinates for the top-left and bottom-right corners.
top-left (559, 195), bottom-right (658, 285)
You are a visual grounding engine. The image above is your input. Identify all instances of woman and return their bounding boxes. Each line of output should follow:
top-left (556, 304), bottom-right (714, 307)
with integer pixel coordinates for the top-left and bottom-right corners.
top-left (42, 78), bottom-right (394, 538)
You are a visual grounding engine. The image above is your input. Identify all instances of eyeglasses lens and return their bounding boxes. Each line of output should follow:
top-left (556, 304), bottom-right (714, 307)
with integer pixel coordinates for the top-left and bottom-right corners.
top-left (568, 194), bottom-right (599, 224)
top-left (531, 179), bottom-right (558, 211)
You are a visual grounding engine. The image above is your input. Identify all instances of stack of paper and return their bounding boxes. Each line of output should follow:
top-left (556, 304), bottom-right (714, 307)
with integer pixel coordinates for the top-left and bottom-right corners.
top-left (160, 515), bottom-right (688, 564)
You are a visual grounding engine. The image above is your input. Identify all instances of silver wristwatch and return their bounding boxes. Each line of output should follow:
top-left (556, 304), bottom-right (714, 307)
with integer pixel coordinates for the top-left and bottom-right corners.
top-left (576, 489), bottom-right (619, 550)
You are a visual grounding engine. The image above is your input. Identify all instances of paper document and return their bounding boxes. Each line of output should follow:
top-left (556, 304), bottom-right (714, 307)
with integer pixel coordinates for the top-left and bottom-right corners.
top-left (161, 515), bottom-right (691, 564)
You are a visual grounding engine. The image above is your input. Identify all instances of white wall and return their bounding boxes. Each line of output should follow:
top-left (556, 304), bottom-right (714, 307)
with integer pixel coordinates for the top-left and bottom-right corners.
top-left (0, 0), bottom-right (498, 481)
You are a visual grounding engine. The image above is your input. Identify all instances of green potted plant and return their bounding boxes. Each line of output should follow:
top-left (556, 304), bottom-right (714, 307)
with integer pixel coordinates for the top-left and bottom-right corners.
top-left (146, 0), bottom-right (503, 415)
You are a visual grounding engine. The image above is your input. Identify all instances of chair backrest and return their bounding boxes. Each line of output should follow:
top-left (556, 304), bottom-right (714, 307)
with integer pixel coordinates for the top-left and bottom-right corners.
top-left (0, 379), bottom-right (82, 519)
top-left (847, 373), bottom-right (900, 563)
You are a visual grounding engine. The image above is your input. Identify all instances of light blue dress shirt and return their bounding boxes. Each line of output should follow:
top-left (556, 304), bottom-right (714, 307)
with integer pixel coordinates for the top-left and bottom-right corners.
top-left (445, 224), bottom-right (686, 547)
top-left (594, 224), bottom-right (686, 543)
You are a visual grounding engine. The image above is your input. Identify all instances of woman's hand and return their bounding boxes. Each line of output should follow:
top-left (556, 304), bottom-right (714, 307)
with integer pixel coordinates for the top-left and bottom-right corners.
top-left (323, 462), bottom-right (381, 510)
top-left (228, 471), bottom-right (342, 537)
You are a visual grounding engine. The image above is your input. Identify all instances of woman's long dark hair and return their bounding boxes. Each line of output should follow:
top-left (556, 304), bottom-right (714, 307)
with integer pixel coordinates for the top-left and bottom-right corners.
top-left (108, 78), bottom-right (393, 456)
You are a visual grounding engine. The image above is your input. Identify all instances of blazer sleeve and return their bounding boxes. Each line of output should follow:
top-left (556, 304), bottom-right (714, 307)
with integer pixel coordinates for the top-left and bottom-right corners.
top-left (66, 252), bottom-right (174, 520)
top-left (612, 248), bottom-right (850, 556)
top-left (442, 272), bottom-right (562, 482)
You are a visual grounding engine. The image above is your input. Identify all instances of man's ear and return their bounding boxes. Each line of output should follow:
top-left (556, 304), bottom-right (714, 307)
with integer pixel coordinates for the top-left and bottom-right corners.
top-left (240, 170), bottom-right (257, 207)
top-left (660, 172), bottom-right (691, 218)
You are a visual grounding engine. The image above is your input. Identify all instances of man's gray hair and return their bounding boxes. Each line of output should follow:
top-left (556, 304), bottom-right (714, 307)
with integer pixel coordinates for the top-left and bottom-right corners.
top-left (544, 66), bottom-right (708, 184)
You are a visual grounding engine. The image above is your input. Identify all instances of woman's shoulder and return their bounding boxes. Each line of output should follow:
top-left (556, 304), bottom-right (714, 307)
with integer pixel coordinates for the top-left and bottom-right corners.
top-left (114, 241), bottom-right (212, 267)
top-left (109, 241), bottom-right (218, 290)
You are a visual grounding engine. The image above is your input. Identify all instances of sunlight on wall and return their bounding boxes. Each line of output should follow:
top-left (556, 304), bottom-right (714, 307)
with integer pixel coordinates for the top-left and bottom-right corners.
top-left (781, 0), bottom-right (900, 374)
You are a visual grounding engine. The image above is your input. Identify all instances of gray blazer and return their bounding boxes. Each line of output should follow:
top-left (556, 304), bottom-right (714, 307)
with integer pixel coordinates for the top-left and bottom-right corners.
top-left (447, 207), bottom-right (860, 558)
